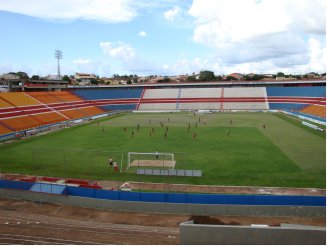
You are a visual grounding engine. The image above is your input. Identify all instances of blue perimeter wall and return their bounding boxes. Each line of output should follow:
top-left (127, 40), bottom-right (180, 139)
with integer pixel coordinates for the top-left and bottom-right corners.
top-left (0, 180), bottom-right (325, 206)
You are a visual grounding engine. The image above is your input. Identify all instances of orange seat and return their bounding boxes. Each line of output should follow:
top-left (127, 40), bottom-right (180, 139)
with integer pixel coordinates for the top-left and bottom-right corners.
top-left (0, 92), bottom-right (40, 106)
top-left (0, 124), bottom-right (12, 135)
top-left (0, 98), bottom-right (13, 108)
top-left (1, 115), bottom-right (41, 130)
top-left (32, 112), bottom-right (67, 124)
top-left (59, 109), bottom-right (87, 119)
top-left (79, 106), bottom-right (105, 116)
top-left (300, 105), bottom-right (326, 118)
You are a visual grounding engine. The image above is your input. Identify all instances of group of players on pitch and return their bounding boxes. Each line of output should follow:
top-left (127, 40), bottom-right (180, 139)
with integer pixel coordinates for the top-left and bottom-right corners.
top-left (119, 116), bottom-right (266, 139)
top-left (108, 157), bottom-right (119, 172)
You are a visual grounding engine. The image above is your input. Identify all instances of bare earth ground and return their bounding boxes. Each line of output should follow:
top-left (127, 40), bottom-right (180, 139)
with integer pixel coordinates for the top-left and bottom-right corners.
top-left (99, 180), bottom-right (326, 196)
top-left (5, 173), bottom-right (325, 195)
top-left (0, 198), bottom-right (325, 245)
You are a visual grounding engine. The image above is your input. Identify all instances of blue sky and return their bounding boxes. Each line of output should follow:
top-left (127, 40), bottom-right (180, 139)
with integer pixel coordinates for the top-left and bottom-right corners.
top-left (0, 0), bottom-right (325, 77)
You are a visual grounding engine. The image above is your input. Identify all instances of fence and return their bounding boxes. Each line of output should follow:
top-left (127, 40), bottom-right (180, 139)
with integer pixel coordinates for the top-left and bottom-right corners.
top-left (0, 179), bottom-right (325, 206)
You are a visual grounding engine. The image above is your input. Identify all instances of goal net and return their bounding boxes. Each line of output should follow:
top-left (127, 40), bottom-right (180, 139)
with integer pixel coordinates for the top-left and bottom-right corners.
top-left (127, 152), bottom-right (175, 170)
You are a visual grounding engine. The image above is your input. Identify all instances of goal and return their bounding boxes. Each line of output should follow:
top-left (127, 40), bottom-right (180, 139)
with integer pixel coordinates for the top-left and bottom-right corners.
top-left (127, 152), bottom-right (175, 170)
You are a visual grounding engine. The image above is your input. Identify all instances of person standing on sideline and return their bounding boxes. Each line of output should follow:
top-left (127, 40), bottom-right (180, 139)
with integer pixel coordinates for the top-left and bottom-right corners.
top-left (108, 157), bottom-right (113, 167)
top-left (155, 150), bottom-right (159, 160)
top-left (262, 124), bottom-right (266, 130)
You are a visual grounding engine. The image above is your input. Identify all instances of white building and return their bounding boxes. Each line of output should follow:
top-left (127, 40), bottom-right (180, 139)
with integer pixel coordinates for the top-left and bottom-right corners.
top-left (74, 73), bottom-right (97, 85)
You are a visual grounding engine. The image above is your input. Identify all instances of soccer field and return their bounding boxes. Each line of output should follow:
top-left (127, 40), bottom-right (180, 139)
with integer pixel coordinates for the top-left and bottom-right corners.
top-left (0, 112), bottom-right (325, 188)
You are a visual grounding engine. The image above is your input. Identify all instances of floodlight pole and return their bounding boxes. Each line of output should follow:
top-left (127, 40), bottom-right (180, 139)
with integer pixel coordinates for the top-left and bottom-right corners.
top-left (55, 50), bottom-right (63, 80)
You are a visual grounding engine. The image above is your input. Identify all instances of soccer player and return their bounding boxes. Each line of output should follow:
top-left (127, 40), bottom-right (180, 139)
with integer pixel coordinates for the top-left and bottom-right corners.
top-left (230, 120), bottom-right (232, 125)
top-left (164, 132), bottom-right (167, 138)
top-left (131, 131), bottom-right (134, 137)
top-left (262, 124), bottom-right (266, 129)
top-left (123, 127), bottom-right (127, 132)
top-left (166, 126), bottom-right (168, 132)
top-left (113, 161), bottom-right (119, 172)
top-left (108, 157), bottom-right (113, 167)
top-left (193, 133), bottom-right (197, 139)
top-left (195, 123), bottom-right (197, 129)
top-left (226, 130), bottom-right (230, 136)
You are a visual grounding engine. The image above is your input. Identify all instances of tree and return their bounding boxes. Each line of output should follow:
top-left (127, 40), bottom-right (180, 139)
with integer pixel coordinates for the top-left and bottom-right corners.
top-left (90, 78), bottom-right (99, 85)
top-left (126, 79), bottom-right (132, 84)
top-left (62, 75), bottom-right (71, 83)
top-left (31, 75), bottom-right (40, 80)
top-left (132, 77), bottom-right (138, 84)
top-left (16, 71), bottom-right (29, 79)
top-left (226, 76), bottom-right (237, 81)
top-left (215, 75), bottom-right (223, 81)
top-left (187, 76), bottom-right (197, 82)
top-left (276, 72), bottom-right (285, 77)
top-left (9, 71), bottom-right (29, 79)
top-left (199, 70), bottom-right (215, 81)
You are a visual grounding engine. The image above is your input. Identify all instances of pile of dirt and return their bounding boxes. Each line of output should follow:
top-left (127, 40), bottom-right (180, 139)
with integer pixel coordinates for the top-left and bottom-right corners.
top-left (190, 215), bottom-right (241, 225)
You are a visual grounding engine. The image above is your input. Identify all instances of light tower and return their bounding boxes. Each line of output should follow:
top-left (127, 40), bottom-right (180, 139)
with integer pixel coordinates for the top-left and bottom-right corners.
top-left (55, 50), bottom-right (63, 80)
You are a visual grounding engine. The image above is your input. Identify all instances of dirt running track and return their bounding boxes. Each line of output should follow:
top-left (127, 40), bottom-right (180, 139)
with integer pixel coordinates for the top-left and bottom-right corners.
top-left (0, 198), bottom-right (325, 245)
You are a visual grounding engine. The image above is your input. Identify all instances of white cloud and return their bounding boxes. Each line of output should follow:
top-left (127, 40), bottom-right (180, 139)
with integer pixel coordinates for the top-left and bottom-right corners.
top-left (0, 0), bottom-right (137, 23)
top-left (100, 41), bottom-right (136, 60)
top-left (138, 31), bottom-right (147, 37)
top-left (164, 6), bottom-right (181, 21)
top-left (73, 59), bottom-right (91, 65)
top-left (188, 0), bottom-right (326, 73)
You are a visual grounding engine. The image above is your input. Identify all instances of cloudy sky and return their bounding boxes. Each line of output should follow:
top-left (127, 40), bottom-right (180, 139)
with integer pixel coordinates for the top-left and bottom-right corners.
top-left (0, 0), bottom-right (325, 77)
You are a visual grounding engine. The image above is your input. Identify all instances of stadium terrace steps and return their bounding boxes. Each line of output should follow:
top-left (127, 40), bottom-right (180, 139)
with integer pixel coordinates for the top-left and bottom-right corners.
top-left (79, 106), bottom-right (105, 116)
top-left (0, 123), bottom-right (12, 135)
top-left (49, 91), bottom-right (83, 102)
top-left (300, 105), bottom-right (326, 119)
top-left (0, 98), bottom-right (13, 108)
top-left (27, 92), bottom-right (63, 104)
top-left (139, 87), bottom-right (269, 110)
top-left (0, 92), bottom-right (41, 106)
top-left (59, 109), bottom-right (88, 119)
top-left (31, 112), bottom-right (67, 125)
top-left (1, 115), bottom-right (41, 131)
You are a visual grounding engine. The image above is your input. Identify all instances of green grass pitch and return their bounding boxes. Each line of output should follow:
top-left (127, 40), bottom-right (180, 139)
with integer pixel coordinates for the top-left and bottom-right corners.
top-left (0, 112), bottom-right (325, 188)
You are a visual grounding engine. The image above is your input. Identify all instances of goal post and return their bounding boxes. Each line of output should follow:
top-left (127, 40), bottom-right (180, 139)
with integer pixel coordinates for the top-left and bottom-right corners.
top-left (127, 152), bottom-right (175, 170)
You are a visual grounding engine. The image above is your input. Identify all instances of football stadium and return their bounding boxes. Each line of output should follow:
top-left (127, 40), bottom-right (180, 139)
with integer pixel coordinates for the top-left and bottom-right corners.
top-left (0, 79), bottom-right (326, 244)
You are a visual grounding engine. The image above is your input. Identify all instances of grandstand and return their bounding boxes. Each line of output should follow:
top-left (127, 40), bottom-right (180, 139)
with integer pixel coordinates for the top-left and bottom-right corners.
top-left (0, 83), bottom-right (325, 137)
top-left (59, 108), bottom-right (88, 119)
top-left (0, 124), bottom-right (12, 134)
top-left (79, 106), bottom-right (105, 116)
top-left (1, 115), bottom-right (41, 131)
top-left (301, 105), bottom-right (326, 119)
top-left (27, 92), bottom-right (63, 104)
top-left (0, 98), bottom-right (13, 108)
top-left (0, 92), bottom-right (40, 106)
top-left (31, 112), bottom-right (67, 125)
